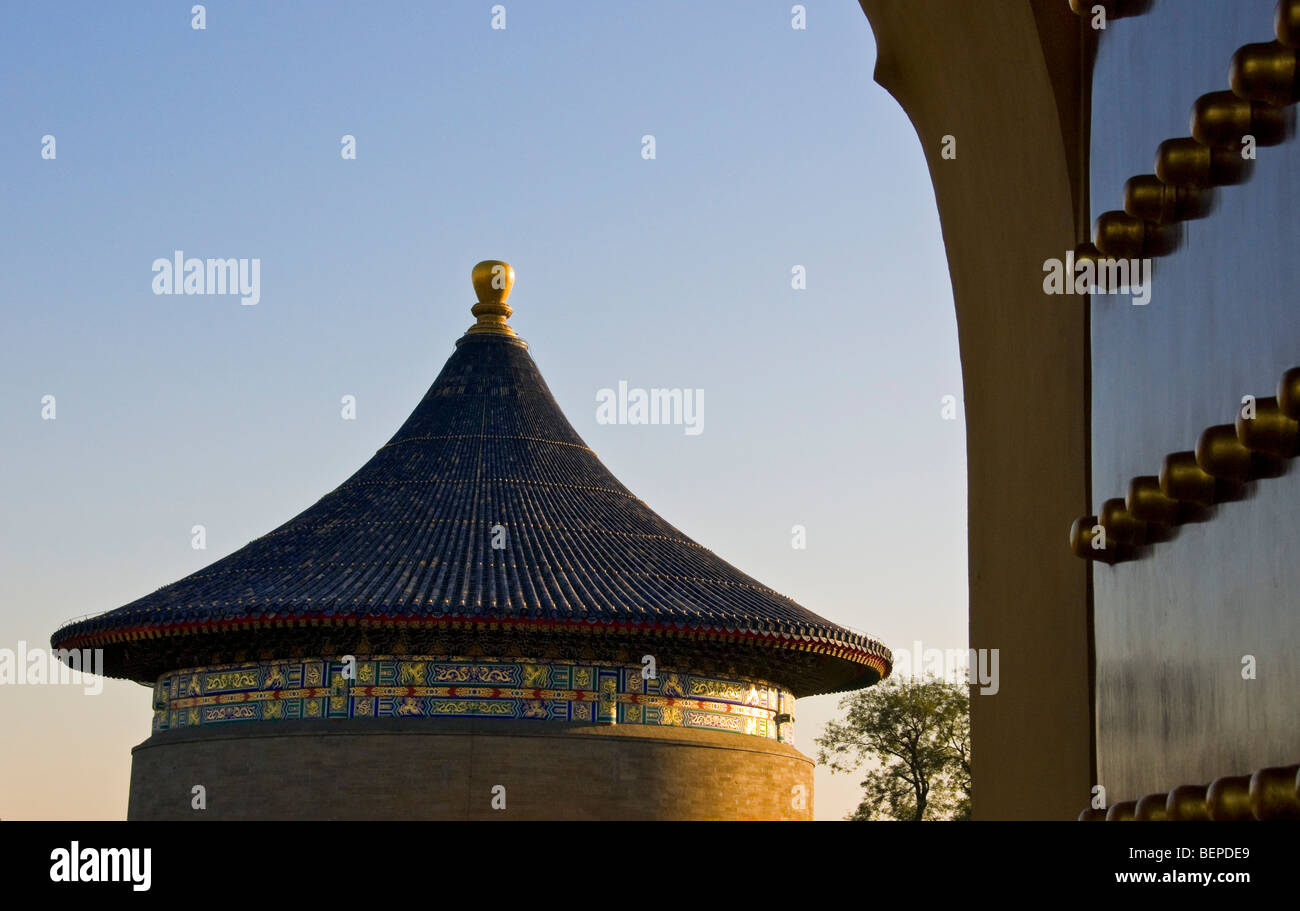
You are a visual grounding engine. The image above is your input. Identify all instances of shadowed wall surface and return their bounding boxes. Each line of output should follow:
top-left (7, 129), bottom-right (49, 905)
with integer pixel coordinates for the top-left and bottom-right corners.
top-left (1089, 0), bottom-right (1300, 801)
top-left (859, 0), bottom-right (1093, 819)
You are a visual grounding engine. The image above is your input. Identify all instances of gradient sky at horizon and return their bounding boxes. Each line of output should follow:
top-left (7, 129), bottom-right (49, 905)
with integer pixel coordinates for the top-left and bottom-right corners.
top-left (0, 0), bottom-right (966, 820)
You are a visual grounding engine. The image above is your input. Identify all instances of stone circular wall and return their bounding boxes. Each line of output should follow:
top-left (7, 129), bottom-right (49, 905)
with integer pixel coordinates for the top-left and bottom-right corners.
top-left (127, 718), bottom-right (815, 820)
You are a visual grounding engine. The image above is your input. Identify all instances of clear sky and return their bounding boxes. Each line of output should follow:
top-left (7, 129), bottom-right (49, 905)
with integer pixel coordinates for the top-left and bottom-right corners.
top-left (0, 0), bottom-right (966, 820)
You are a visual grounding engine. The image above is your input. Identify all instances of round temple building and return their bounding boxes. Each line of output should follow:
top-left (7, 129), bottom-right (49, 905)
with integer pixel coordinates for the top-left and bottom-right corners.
top-left (50, 261), bottom-right (891, 820)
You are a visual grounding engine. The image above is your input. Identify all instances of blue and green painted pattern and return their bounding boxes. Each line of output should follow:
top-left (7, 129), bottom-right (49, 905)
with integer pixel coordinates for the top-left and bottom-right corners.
top-left (152, 656), bottom-right (794, 741)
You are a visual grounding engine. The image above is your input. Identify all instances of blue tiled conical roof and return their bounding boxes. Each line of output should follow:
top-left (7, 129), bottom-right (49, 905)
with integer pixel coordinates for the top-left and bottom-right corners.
top-left (52, 268), bottom-right (890, 695)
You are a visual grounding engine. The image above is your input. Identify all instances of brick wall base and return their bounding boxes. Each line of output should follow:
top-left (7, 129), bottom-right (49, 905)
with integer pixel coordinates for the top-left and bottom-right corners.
top-left (127, 717), bottom-right (815, 820)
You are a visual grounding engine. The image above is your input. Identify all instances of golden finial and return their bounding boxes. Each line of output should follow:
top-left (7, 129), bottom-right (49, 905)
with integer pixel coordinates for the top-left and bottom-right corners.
top-left (466, 260), bottom-right (517, 337)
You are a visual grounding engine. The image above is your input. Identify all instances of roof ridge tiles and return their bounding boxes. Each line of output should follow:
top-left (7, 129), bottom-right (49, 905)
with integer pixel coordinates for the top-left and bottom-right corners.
top-left (50, 283), bottom-right (888, 694)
